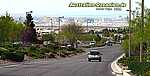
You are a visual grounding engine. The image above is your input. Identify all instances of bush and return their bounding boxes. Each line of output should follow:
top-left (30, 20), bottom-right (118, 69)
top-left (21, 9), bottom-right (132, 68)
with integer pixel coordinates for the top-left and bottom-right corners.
top-left (0, 47), bottom-right (8, 56)
top-left (118, 56), bottom-right (150, 76)
top-left (1, 51), bottom-right (24, 62)
top-left (118, 56), bottom-right (150, 66)
top-left (128, 62), bottom-right (150, 76)
top-left (25, 46), bottom-right (43, 59)
top-left (11, 52), bottom-right (24, 62)
top-left (75, 49), bottom-right (84, 53)
top-left (67, 47), bottom-right (76, 51)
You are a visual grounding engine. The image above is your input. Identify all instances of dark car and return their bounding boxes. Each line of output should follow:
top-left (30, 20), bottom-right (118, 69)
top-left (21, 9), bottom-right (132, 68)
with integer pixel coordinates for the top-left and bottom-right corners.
top-left (105, 41), bottom-right (113, 46)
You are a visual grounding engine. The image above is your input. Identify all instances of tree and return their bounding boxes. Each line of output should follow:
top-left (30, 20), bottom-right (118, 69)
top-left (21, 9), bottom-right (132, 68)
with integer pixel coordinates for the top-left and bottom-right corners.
top-left (21, 12), bottom-right (37, 44)
top-left (61, 22), bottom-right (83, 48)
top-left (102, 28), bottom-right (111, 37)
top-left (42, 33), bottom-right (55, 43)
top-left (122, 7), bottom-right (150, 56)
top-left (0, 12), bottom-right (24, 43)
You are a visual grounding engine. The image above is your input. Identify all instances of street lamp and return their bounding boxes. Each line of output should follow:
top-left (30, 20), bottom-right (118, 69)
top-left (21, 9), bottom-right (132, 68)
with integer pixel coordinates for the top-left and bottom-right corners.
top-left (58, 16), bottom-right (64, 31)
top-left (58, 16), bottom-right (64, 57)
top-left (126, 9), bottom-right (136, 57)
top-left (50, 18), bottom-right (53, 31)
top-left (140, 0), bottom-right (144, 62)
top-left (26, 11), bottom-right (33, 14)
top-left (126, 0), bottom-right (131, 57)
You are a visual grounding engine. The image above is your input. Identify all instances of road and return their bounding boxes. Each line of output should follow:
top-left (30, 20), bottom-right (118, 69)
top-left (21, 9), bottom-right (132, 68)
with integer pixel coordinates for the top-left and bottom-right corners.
top-left (0, 45), bottom-right (122, 76)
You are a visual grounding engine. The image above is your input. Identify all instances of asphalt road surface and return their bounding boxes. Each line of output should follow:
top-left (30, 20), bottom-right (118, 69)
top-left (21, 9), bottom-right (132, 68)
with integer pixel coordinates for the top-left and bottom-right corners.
top-left (0, 44), bottom-right (122, 76)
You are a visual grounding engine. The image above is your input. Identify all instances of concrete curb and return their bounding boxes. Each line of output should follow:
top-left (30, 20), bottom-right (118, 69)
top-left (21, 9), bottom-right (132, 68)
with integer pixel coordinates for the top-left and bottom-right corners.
top-left (0, 63), bottom-right (19, 68)
top-left (111, 53), bottom-right (131, 76)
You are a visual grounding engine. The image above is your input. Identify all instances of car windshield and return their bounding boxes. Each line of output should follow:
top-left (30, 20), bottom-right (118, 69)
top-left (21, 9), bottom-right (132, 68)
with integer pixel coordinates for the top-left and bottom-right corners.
top-left (90, 52), bottom-right (100, 55)
top-left (90, 41), bottom-right (95, 43)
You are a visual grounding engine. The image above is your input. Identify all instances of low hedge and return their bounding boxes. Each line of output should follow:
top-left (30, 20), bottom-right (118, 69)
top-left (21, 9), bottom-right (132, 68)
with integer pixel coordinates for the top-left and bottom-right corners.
top-left (1, 51), bottom-right (24, 62)
top-left (118, 56), bottom-right (150, 76)
top-left (0, 42), bottom-right (85, 61)
top-left (118, 56), bottom-right (150, 66)
top-left (128, 62), bottom-right (150, 76)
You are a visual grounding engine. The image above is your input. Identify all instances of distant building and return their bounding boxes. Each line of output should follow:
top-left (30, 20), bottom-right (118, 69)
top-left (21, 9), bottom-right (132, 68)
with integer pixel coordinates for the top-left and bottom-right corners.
top-left (34, 16), bottom-right (128, 35)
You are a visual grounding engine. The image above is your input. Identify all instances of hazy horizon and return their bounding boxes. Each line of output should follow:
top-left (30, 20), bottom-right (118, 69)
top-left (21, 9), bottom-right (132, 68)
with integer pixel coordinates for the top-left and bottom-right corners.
top-left (0, 0), bottom-right (150, 17)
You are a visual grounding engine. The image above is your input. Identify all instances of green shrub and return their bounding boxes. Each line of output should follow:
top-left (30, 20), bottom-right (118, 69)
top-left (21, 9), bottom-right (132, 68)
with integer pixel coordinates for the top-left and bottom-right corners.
top-left (75, 49), bottom-right (84, 53)
top-left (118, 56), bottom-right (150, 76)
top-left (128, 62), bottom-right (150, 76)
top-left (0, 47), bottom-right (8, 56)
top-left (1, 51), bottom-right (24, 62)
top-left (67, 47), bottom-right (76, 51)
top-left (11, 51), bottom-right (24, 62)
top-left (29, 52), bottom-right (42, 59)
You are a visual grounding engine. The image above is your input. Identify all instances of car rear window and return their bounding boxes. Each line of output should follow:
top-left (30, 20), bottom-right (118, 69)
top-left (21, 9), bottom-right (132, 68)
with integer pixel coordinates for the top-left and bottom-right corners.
top-left (90, 51), bottom-right (100, 55)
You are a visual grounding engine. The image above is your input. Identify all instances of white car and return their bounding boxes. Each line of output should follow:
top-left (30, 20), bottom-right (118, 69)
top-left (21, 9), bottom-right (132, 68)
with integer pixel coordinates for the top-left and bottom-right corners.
top-left (88, 50), bottom-right (102, 62)
top-left (89, 41), bottom-right (96, 46)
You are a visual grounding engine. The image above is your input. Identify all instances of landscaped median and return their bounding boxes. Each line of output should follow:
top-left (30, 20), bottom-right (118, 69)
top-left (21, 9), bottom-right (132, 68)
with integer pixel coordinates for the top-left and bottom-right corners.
top-left (118, 55), bottom-right (150, 76)
top-left (0, 42), bottom-right (85, 64)
top-left (111, 52), bottom-right (150, 76)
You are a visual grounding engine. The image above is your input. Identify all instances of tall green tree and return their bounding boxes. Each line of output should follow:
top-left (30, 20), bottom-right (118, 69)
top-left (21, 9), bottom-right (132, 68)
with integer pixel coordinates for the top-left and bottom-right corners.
top-left (0, 12), bottom-right (24, 43)
top-left (61, 22), bottom-right (83, 48)
top-left (122, 7), bottom-right (150, 56)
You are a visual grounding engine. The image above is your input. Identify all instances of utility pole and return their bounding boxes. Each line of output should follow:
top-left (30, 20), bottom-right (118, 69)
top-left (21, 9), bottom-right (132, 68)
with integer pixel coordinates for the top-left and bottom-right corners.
top-left (87, 19), bottom-right (89, 32)
top-left (58, 16), bottom-right (64, 57)
top-left (128, 0), bottom-right (132, 57)
top-left (140, 0), bottom-right (144, 62)
top-left (58, 16), bottom-right (64, 32)
top-left (58, 17), bottom-right (61, 32)
top-left (50, 18), bottom-right (53, 31)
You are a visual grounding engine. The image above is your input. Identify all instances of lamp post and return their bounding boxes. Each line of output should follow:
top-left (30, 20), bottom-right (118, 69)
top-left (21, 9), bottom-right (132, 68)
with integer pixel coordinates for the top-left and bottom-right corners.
top-left (58, 16), bottom-right (64, 57)
top-left (125, 0), bottom-right (132, 57)
top-left (26, 11), bottom-right (33, 15)
top-left (126, 0), bottom-right (132, 57)
top-left (58, 16), bottom-right (64, 32)
top-left (126, 9), bottom-right (135, 57)
top-left (87, 19), bottom-right (89, 32)
top-left (50, 18), bottom-right (53, 31)
top-left (140, 0), bottom-right (144, 62)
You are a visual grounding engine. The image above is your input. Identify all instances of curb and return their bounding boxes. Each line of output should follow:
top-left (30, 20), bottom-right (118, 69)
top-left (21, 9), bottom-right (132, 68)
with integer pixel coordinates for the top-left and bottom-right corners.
top-left (111, 53), bottom-right (131, 76)
top-left (0, 63), bottom-right (19, 68)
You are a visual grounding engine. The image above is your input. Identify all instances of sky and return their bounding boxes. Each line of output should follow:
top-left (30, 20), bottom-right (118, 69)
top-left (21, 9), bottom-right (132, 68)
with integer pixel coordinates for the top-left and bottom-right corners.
top-left (0, 0), bottom-right (150, 17)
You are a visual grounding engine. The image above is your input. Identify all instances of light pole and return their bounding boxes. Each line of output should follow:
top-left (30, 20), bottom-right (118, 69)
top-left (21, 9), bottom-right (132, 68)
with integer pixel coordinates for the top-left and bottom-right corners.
top-left (58, 16), bottom-right (64, 32)
top-left (87, 19), bottom-right (89, 32)
top-left (127, 0), bottom-right (132, 57)
top-left (86, 18), bottom-right (91, 32)
top-left (58, 16), bottom-right (64, 57)
top-left (50, 18), bottom-right (53, 31)
top-left (129, 0), bottom-right (131, 57)
top-left (140, 0), bottom-right (144, 62)
top-left (26, 11), bottom-right (33, 15)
